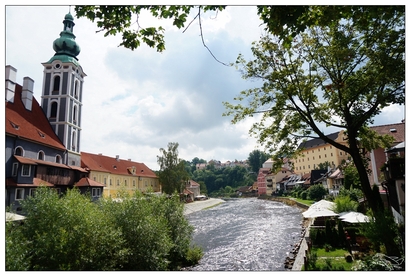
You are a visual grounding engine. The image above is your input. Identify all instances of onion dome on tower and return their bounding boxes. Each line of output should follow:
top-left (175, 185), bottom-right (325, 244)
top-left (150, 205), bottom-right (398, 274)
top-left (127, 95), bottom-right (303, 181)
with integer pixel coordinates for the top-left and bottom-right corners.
top-left (47, 12), bottom-right (81, 66)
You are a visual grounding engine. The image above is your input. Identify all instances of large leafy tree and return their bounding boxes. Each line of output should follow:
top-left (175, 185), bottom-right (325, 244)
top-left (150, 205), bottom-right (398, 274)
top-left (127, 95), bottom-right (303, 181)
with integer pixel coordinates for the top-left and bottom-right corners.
top-left (157, 142), bottom-right (190, 194)
top-left (224, 7), bottom-right (404, 217)
top-left (247, 149), bottom-right (270, 173)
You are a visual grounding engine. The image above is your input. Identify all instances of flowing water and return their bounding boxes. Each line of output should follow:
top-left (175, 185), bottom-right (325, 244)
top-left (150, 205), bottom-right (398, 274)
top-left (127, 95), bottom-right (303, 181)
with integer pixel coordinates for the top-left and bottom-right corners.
top-left (186, 197), bottom-right (303, 271)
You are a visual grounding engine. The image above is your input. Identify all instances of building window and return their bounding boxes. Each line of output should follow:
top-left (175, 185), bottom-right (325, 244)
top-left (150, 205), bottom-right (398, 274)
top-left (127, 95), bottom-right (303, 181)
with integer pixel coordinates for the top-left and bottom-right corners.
top-left (110, 179), bottom-right (112, 186)
top-left (12, 163), bottom-right (18, 177)
top-left (133, 180), bottom-right (136, 187)
top-left (92, 188), bottom-right (101, 197)
top-left (15, 188), bottom-right (24, 200)
top-left (55, 155), bottom-right (61, 163)
top-left (94, 176), bottom-right (96, 181)
top-left (21, 164), bottom-right (31, 177)
top-left (52, 76), bottom-right (60, 94)
top-left (38, 151), bottom-right (45, 160)
top-left (331, 153), bottom-right (333, 157)
top-left (72, 131), bottom-right (76, 151)
top-left (117, 179), bottom-right (120, 186)
top-left (29, 188), bottom-right (36, 197)
top-left (14, 146), bottom-right (23, 156)
top-left (340, 151), bottom-right (343, 156)
top-left (50, 101), bottom-right (58, 118)
top-left (124, 180), bottom-right (127, 186)
top-left (74, 80), bottom-right (79, 99)
top-left (104, 178), bottom-right (107, 186)
top-left (73, 105), bottom-right (77, 124)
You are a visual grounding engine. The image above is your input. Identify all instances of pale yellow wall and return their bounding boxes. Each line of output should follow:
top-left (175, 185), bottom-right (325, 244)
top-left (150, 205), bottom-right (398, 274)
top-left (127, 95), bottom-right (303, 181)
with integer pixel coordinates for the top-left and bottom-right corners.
top-left (89, 171), bottom-right (160, 198)
top-left (292, 131), bottom-right (350, 175)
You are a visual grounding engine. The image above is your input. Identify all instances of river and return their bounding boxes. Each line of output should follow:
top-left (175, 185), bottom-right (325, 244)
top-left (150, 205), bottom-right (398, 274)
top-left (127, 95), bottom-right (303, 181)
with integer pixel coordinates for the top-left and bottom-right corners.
top-left (186, 197), bottom-right (304, 271)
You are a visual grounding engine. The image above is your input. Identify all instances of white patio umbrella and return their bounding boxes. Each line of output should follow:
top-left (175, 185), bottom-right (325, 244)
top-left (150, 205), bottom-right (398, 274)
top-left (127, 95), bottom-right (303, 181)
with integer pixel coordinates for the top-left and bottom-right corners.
top-left (6, 212), bottom-right (26, 222)
top-left (302, 208), bottom-right (338, 218)
top-left (338, 211), bottom-right (370, 223)
top-left (302, 200), bottom-right (337, 218)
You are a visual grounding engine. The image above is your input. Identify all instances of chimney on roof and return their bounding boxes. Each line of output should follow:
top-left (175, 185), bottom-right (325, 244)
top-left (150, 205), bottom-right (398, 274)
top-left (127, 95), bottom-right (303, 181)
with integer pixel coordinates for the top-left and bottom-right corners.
top-left (5, 65), bottom-right (17, 103)
top-left (21, 77), bottom-right (34, 111)
top-left (116, 155), bottom-right (119, 161)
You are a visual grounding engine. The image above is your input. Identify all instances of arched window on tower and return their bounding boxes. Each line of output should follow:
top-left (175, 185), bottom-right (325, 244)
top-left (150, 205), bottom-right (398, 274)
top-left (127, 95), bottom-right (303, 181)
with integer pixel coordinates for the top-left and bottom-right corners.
top-left (50, 102), bottom-right (58, 119)
top-left (52, 76), bottom-right (60, 95)
top-left (74, 80), bottom-right (79, 99)
top-left (72, 131), bottom-right (76, 151)
top-left (73, 105), bottom-right (77, 124)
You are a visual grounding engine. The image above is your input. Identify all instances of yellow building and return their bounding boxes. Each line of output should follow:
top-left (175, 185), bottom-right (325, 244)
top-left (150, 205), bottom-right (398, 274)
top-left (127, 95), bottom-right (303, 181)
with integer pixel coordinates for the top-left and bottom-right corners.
top-left (81, 152), bottom-right (160, 198)
top-left (292, 131), bottom-right (350, 175)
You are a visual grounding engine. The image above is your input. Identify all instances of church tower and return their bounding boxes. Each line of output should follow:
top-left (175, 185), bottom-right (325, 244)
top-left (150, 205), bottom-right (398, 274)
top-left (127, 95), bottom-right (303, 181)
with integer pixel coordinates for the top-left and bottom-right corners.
top-left (41, 12), bottom-right (86, 166)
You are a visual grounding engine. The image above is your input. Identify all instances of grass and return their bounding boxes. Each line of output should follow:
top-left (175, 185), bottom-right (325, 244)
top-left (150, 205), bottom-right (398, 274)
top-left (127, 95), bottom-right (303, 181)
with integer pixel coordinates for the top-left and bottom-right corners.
top-left (309, 247), bottom-right (357, 271)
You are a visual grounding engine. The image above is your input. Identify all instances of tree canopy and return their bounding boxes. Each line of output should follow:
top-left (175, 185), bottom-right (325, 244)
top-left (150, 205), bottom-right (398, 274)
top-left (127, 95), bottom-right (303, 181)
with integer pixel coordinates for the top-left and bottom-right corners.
top-left (223, 7), bottom-right (404, 216)
top-left (74, 6), bottom-right (404, 52)
top-left (157, 142), bottom-right (190, 194)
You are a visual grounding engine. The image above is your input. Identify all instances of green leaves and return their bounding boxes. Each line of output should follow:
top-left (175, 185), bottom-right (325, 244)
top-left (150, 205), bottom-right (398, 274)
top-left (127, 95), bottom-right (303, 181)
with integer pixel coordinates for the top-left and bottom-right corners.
top-left (6, 187), bottom-right (198, 270)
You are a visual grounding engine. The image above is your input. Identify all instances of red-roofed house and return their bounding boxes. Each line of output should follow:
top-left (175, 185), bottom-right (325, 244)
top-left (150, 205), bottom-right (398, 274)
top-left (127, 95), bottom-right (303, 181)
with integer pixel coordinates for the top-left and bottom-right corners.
top-left (81, 152), bottom-right (160, 198)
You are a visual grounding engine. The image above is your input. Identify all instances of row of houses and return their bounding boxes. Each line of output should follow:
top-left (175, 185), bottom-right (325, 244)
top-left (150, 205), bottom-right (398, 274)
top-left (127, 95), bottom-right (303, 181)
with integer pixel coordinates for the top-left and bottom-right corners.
top-left (195, 159), bottom-right (249, 170)
top-left (254, 123), bottom-right (405, 217)
top-left (5, 13), bottom-right (160, 213)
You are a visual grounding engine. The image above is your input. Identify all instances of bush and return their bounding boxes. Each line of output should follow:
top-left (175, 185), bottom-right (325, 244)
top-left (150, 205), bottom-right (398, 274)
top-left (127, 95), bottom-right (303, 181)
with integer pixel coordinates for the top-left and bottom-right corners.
top-left (6, 187), bottom-right (200, 271)
top-left (307, 184), bottom-right (327, 201)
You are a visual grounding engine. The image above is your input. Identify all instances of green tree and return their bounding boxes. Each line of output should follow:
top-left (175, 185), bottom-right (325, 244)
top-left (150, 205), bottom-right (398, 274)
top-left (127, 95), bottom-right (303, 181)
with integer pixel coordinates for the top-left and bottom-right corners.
top-left (74, 6), bottom-right (402, 52)
top-left (224, 8), bottom-right (404, 216)
top-left (340, 160), bottom-right (361, 190)
top-left (12, 187), bottom-right (128, 270)
top-left (332, 195), bottom-right (358, 213)
top-left (247, 149), bottom-right (270, 173)
top-left (157, 142), bottom-right (190, 194)
top-left (6, 187), bottom-right (200, 271)
top-left (307, 184), bottom-right (327, 201)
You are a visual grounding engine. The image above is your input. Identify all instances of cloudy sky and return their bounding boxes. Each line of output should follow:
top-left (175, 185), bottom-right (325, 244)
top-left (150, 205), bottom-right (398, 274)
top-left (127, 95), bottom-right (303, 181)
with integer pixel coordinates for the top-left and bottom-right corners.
top-left (5, 4), bottom-right (405, 171)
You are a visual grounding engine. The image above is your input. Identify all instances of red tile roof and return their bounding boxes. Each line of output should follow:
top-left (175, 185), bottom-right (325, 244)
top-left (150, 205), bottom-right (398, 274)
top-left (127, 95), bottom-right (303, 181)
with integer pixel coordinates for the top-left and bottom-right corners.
top-left (75, 177), bottom-right (105, 187)
top-left (5, 84), bottom-right (66, 150)
top-left (6, 177), bottom-right (54, 187)
top-left (370, 122), bottom-right (405, 144)
top-left (81, 151), bottom-right (157, 178)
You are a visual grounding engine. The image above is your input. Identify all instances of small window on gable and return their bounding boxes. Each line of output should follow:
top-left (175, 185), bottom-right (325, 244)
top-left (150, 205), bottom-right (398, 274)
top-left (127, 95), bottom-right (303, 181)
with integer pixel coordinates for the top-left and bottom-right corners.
top-left (10, 121), bottom-right (19, 130)
top-left (15, 147), bottom-right (23, 156)
top-left (38, 130), bottom-right (46, 138)
top-left (38, 151), bottom-right (45, 160)
top-left (55, 155), bottom-right (61, 163)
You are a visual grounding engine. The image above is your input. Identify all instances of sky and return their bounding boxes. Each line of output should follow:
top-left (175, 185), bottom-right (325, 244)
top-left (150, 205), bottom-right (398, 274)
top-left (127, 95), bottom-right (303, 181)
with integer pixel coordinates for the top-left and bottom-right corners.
top-left (4, 4), bottom-right (406, 171)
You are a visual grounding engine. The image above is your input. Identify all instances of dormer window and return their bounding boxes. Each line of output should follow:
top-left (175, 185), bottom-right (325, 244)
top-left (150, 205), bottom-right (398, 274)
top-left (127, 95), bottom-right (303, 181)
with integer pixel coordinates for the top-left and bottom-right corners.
top-left (10, 121), bottom-right (19, 130)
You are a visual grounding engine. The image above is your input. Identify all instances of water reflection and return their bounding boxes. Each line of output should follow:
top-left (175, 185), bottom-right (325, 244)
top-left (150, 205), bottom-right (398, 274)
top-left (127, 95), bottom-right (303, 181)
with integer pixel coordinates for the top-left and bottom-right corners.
top-left (186, 198), bottom-right (303, 271)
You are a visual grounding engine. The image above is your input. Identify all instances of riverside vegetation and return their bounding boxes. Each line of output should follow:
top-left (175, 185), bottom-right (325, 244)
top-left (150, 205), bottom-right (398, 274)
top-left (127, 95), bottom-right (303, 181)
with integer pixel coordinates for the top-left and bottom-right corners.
top-left (6, 187), bottom-right (203, 271)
